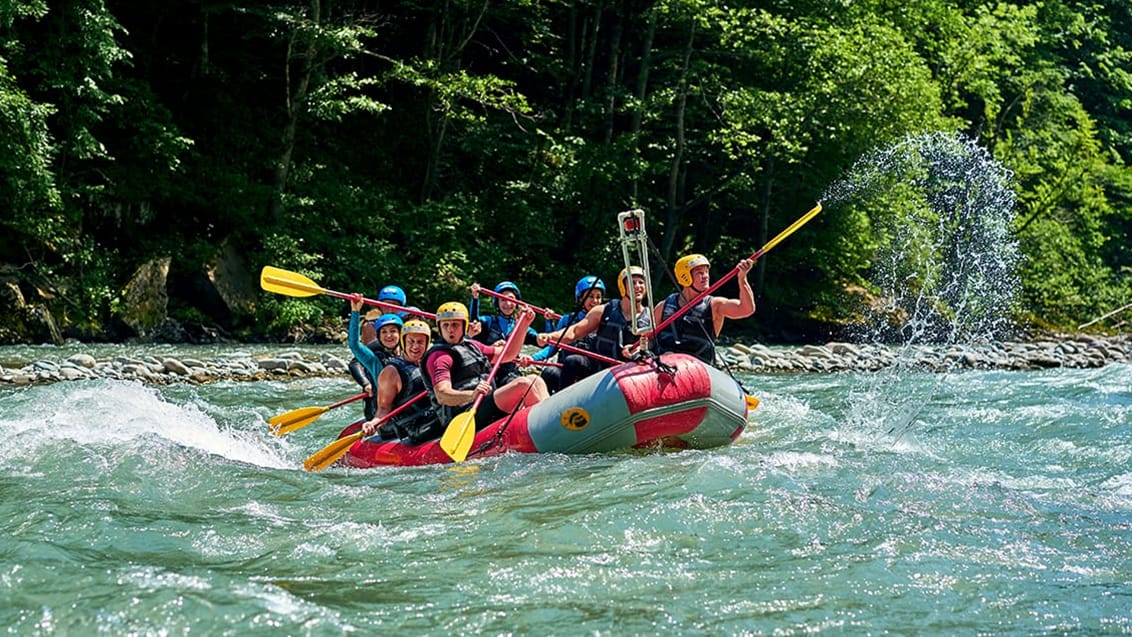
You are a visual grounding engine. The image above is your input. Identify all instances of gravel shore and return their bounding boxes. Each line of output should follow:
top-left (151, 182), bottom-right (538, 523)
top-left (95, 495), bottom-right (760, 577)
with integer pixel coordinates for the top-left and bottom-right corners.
top-left (1, 334), bottom-right (1128, 387)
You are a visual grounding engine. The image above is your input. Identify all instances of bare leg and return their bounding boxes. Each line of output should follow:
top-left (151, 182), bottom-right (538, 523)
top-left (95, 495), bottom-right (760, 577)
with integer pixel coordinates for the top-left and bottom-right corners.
top-left (493, 375), bottom-right (549, 413)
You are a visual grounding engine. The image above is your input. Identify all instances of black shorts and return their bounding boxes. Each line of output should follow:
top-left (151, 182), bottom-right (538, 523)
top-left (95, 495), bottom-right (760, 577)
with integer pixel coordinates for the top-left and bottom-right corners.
top-left (473, 391), bottom-right (507, 430)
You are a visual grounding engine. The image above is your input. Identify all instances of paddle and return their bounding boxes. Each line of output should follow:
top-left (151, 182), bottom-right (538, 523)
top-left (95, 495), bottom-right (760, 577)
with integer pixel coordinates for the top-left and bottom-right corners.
top-left (476, 287), bottom-right (563, 320)
top-left (302, 390), bottom-right (429, 472)
top-left (438, 309), bottom-right (534, 463)
top-left (647, 203), bottom-right (823, 338)
top-left (260, 266), bottom-right (438, 320)
top-left (547, 341), bottom-right (621, 366)
top-left (269, 391), bottom-right (369, 436)
top-left (523, 360), bottom-right (563, 368)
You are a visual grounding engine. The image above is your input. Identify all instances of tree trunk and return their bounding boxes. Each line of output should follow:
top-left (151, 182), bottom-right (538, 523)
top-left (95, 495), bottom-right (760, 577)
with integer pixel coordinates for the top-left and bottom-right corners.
top-left (269, 0), bottom-right (321, 224)
top-left (628, 9), bottom-right (656, 201)
top-left (661, 22), bottom-right (695, 262)
top-left (755, 155), bottom-right (775, 297)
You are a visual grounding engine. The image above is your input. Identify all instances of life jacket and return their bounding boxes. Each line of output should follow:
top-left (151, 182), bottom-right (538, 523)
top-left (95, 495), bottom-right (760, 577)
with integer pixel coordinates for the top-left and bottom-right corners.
top-left (477, 314), bottom-right (512, 344)
top-left (383, 357), bottom-right (443, 444)
top-left (550, 310), bottom-right (597, 360)
top-left (420, 340), bottom-right (492, 426)
top-left (655, 292), bottom-right (716, 364)
top-left (593, 300), bottom-right (653, 361)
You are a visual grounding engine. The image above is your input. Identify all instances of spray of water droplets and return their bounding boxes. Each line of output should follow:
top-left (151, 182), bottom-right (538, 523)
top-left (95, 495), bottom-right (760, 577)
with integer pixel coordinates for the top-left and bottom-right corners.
top-left (825, 131), bottom-right (1021, 345)
top-left (822, 132), bottom-right (1022, 442)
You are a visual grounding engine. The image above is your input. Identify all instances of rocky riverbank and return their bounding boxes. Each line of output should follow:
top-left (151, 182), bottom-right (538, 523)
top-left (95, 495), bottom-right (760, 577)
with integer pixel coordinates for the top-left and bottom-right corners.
top-left (1, 333), bottom-right (1128, 387)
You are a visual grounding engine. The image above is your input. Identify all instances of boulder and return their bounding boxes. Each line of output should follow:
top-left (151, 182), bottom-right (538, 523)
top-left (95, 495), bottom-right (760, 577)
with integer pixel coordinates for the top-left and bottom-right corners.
top-left (207, 237), bottom-right (257, 319)
top-left (0, 279), bottom-right (63, 345)
top-left (120, 257), bottom-right (172, 335)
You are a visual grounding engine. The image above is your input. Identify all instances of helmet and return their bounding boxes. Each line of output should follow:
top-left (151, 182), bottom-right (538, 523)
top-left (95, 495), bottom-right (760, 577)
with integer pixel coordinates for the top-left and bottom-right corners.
top-left (493, 281), bottom-right (521, 300)
top-left (401, 319), bottom-right (432, 350)
top-left (375, 313), bottom-right (404, 330)
top-left (435, 301), bottom-right (469, 332)
top-left (377, 285), bottom-right (407, 306)
top-left (674, 254), bottom-right (710, 287)
top-left (574, 275), bottom-right (606, 302)
top-left (617, 266), bottom-right (646, 297)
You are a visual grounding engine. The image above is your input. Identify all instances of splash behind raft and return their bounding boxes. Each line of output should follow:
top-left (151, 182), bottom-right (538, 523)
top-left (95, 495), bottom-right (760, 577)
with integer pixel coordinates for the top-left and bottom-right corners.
top-left (335, 353), bottom-right (751, 468)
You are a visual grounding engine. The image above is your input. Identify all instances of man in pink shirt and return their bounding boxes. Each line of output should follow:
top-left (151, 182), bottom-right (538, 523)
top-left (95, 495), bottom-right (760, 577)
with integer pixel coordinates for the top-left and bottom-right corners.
top-left (421, 301), bottom-right (548, 431)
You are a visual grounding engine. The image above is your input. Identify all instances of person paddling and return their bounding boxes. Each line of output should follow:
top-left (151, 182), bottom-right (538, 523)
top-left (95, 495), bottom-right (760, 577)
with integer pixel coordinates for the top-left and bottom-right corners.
top-left (422, 302), bottom-right (549, 432)
top-left (347, 295), bottom-right (403, 418)
top-left (652, 254), bottom-right (755, 364)
top-left (360, 319), bottom-right (442, 443)
top-left (532, 275), bottom-right (605, 393)
top-left (536, 267), bottom-right (653, 386)
top-left (468, 281), bottom-right (541, 385)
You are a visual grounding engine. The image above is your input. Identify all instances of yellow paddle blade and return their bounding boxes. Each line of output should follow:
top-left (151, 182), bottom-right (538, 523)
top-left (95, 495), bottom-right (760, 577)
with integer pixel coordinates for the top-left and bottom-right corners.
top-left (303, 431), bottom-right (364, 472)
top-left (268, 405), bottom-right (328, 436)
top-left (761, 203), bottom-right (822, 254)
top-left (745, 395), bottom-right (760, 411)
top-left (439, 409), bottom-right (477, 462)
top-left (260, 266), bottom-right (326, 298)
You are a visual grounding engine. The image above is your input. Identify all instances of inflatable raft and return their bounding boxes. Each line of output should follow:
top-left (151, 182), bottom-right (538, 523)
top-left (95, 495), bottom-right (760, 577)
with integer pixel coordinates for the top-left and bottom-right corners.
top-left (334, 353), bottom-right (752, 468)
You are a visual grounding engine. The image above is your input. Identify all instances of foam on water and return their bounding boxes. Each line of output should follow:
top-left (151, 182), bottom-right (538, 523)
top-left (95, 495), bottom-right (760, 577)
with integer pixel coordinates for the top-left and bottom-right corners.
top-left (0, 380), bottom-right (291, 470)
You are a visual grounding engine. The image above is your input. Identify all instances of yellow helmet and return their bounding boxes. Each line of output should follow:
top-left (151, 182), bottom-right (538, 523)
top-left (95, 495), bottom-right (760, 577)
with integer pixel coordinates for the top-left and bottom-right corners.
top-left (674, 254), bottom-right (710, 287)
top-left (435, 302), bottom-right (469, 332)
top-left (617, 265), bottom-right (646, 297)
top-left (401, 319), bottom-right (432, 350)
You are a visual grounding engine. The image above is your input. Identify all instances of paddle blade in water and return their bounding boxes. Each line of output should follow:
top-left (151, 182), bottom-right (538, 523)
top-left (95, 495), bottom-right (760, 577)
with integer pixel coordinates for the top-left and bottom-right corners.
top-left (268, 406), bottom-right (327, 436)
top-left (260, 266), bottom-right (325, 297)
top-left (303, 431), bottom-right (363, 471)
top-left (439, 410), bottom-right (477, 462)
top-left (745, 395), bottom-right (760, 411)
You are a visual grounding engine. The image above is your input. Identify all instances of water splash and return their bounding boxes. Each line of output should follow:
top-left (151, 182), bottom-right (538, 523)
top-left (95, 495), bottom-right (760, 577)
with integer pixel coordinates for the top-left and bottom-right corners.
top-left (0, 380), bottom-right (291, 470)
top-left (824, 132), bottom-right (1022, 441)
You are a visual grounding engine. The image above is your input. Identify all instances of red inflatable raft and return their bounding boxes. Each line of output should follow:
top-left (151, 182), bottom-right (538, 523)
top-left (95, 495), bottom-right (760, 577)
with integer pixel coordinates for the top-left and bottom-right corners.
top-left (333, 353), bottom-right (752, 468)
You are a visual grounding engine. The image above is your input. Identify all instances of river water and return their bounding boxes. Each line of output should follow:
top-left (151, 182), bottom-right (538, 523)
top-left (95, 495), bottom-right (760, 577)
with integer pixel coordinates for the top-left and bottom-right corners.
top-left (1, 343), bottom-right (1128, 635)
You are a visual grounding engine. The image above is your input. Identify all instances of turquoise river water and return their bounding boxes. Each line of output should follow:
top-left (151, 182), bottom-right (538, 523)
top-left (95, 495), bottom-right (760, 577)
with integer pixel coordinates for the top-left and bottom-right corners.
top-left (1, 344), bottom-right (1129, 635)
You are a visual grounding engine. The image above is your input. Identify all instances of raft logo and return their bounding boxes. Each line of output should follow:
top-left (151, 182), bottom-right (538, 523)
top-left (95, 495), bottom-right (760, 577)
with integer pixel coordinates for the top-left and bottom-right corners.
top-left (560, 407), bottom-right (590, 431)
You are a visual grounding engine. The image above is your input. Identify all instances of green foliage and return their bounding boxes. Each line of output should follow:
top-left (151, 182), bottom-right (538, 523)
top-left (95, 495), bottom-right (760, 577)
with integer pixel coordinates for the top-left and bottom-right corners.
top-left (0, 0), bottom-right (1129, 341)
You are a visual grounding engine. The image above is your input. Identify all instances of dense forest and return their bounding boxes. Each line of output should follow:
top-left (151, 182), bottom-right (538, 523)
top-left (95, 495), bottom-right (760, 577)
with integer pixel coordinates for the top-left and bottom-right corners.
top-left (1, 0), bottom-right (1129, 344)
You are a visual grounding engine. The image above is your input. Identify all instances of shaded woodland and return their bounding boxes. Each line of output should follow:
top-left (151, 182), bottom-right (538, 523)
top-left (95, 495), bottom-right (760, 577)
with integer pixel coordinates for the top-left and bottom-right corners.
top-left (1, 0), bottom-right (1129, 343)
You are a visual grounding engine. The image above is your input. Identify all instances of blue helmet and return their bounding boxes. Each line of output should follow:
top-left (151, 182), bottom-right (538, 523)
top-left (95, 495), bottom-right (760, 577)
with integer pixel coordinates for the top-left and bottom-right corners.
top-left (377, 285), bottom-right (407, 306)
top-left (374, 313), bottom-right (404, 330)
top-left (493, 281), bottom-right (521, 300)
top-left (574, 275), bottom-right (605, 302)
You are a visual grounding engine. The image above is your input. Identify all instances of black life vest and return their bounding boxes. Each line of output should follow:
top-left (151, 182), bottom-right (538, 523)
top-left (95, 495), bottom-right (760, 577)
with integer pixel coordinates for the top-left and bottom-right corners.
top-left (655, 292), bottom-right (716, 364)
top-left (552, 310), bottom-right (597, 361)
top-left (382, 357), bottom-right (443, 443)
top-left (420, 340), bottom-right (492, 425)
top-left (593, 300), bottom-right (653, 361)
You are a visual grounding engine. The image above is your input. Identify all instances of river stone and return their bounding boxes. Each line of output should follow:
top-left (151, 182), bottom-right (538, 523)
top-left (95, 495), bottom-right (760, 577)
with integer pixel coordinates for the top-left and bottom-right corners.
top-left (67, 354), bottom-right (97, 368)
top-left (163, 358), bottom-right (191, 375)
top-left (59, 367), bottom-right (89, 380)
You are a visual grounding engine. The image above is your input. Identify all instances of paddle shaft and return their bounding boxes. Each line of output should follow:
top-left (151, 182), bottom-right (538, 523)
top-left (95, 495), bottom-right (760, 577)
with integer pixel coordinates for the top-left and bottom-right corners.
top-left (327, 391), bottom-right (369, 410)
top-left (303, 390), bottom-right (429, 471)
top-left (270, 390), bottom-right (370, 435)
top-left (550, 341), bottom-right (621, 366)
top-left (366, 389), bottom-right (429, 431)
top-left (477, 287), bottom-right (562, 320)
top-left (260, 269), bottom-right (437, 320)
top-left (647, 203), bottom-right (821, 338)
